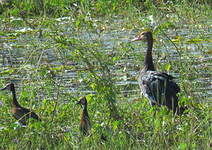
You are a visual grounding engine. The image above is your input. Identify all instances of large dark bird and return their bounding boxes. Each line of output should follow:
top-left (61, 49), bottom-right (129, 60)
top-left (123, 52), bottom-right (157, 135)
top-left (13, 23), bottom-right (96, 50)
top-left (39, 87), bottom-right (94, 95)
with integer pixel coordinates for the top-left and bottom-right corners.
top-left (0, 83), bottom-right (41, 125)
top-left (131, 31), bottom-right (185, 114)
top-left (76, 96), bottom-right (91, 135)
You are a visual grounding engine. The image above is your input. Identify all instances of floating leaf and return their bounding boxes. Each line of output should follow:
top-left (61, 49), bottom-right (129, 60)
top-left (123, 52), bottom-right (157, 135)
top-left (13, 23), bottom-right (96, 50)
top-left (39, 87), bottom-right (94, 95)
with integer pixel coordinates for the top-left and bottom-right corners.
top-left (154, 21), bottom-right (176, 33)
top-left (171, 36), bottom-right (185, 42)
top-left (0, 69), bottom-right (15, 75)
top-left (186, 38), bottom-right (204, 43)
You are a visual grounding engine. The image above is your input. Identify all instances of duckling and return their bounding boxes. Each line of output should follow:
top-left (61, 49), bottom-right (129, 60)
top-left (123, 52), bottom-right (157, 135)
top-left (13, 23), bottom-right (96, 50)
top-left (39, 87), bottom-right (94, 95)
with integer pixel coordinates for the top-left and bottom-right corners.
top-left (0, 83), bottom-right (41, 125)
top-left (76, 97), bottom-right (91, 135)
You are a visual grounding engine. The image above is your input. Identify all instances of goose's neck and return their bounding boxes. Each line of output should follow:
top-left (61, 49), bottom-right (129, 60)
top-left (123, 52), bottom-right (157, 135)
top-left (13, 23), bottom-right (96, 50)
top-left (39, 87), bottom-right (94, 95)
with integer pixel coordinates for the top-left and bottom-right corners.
top-left (144, 37), bottom-right (155, 71)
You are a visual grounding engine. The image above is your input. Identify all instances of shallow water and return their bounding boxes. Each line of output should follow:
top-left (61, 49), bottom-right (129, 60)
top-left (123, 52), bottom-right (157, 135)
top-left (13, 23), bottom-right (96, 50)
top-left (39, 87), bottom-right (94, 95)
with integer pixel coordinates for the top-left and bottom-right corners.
top-left (0, 17), bottom-right (211, 104)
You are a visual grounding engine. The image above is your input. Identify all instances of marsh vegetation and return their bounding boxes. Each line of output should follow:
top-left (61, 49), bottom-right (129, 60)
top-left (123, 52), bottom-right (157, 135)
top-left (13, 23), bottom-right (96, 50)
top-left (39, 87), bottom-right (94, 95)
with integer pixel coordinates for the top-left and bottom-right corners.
top-left (0, 0), bottom-right (211, 149)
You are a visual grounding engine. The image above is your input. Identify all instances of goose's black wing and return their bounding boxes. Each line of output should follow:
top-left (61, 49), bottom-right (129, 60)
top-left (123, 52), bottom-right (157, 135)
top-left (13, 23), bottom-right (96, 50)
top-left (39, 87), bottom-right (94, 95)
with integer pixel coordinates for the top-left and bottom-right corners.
top-left (139, 70), bottom-right (180, 111)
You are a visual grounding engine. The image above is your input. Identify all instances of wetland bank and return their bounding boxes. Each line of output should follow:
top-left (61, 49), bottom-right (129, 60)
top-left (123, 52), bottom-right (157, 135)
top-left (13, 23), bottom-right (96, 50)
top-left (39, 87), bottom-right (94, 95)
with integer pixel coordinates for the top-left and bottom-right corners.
top-left (0, 0), bottom-right (211, 149)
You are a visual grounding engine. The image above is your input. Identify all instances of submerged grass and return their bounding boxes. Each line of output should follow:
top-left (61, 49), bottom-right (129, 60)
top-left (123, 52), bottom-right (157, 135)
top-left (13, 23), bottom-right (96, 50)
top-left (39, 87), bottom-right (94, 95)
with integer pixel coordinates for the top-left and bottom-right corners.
top-left (0, 0), bottom-right (211, 149)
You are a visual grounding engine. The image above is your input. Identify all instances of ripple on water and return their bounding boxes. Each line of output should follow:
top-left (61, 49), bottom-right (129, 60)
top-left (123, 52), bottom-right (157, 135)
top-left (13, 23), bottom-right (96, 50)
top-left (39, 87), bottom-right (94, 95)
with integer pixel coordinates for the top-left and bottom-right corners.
top-left (0, 19), bottom-right (211, 103)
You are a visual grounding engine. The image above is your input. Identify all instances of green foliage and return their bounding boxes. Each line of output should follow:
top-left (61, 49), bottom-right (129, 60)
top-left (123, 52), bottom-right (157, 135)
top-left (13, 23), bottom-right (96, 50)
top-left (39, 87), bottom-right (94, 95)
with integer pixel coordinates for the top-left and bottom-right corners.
top-left (0, 0), bottom-right (211, 17)
top-left (0, 0), bottom-right (211, 149)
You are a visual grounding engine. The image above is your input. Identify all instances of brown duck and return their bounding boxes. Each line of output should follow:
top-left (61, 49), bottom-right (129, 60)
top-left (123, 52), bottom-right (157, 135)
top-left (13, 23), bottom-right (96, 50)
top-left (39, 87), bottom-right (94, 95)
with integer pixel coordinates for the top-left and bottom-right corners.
top-left (76, 97), bottom-right (91, 135)
top-left (0, 83), bottom-right (41, 125)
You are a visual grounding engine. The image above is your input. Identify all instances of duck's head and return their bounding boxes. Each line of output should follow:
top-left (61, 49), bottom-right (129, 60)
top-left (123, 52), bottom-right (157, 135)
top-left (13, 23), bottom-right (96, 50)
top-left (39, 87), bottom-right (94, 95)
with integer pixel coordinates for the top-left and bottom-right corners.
top-left (131, 31), bottom-right (153, 42)
top-left (76, 96), bottom-right (87, 107)
top-left (0, 83), bottom-right (15, 92)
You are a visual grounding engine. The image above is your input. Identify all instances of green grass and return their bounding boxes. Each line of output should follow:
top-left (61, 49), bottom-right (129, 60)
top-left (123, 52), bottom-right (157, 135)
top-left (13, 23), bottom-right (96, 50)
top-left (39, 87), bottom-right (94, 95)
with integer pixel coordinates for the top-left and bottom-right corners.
top-left (0, 0), bottom-right (211, 149)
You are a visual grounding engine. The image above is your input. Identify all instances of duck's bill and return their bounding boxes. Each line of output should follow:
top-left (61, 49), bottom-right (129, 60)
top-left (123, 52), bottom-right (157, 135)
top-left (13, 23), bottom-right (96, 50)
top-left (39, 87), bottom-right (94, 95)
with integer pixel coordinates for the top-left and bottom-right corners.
top-left (0, 87), bottom-right (8, 91)
top-left (131, 36), bottom-right (142, 42)
top-left (131, 34), bottom-right (146, 42)
top-left (76, 101), bottom-right (81, 105)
